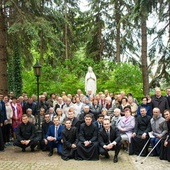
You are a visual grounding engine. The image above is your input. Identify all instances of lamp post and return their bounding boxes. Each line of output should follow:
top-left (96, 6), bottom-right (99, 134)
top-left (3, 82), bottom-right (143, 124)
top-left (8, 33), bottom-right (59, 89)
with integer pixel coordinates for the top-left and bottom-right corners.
top-left (33, 62), bottom-right (41, 130)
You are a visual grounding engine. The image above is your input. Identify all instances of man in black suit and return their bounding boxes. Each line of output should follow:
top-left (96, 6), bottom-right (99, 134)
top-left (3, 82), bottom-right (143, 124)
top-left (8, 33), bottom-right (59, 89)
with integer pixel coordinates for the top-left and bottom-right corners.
top-left (0, 110), bottom-right (4, 151)
top-left (99, 118), bottom-right (121, 163)
top-left (165, 88), bottom-right (170, 108)
top-left (40, 113), bottom-right (53, 151)
top-left (93, 114), bottom-right (104, 131)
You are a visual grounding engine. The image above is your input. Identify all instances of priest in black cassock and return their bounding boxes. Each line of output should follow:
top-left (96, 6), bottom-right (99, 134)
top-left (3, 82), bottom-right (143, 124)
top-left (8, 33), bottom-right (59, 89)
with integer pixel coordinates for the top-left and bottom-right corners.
top-left (77, 114), bottom-right (99, 160)
top-left (13, 114), bottom-right (38, 152)
top-left (160, 110), bottom-right (170, 162)
top-left (129, 107), bottom-right (151, 156)
top-left (61, 118), bottom-right (78, 160)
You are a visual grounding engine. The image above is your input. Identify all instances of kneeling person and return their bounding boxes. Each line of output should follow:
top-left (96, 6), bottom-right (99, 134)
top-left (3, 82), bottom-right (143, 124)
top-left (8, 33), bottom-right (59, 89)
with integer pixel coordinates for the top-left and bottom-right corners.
top-left (77, 114), bottom-right (99, 160)
top-left (61, 118), bottom-right (78, 160)
top-left (99, 118), bottom-right (121, 163)
top-left (13, 114), bottom-right (38, 152)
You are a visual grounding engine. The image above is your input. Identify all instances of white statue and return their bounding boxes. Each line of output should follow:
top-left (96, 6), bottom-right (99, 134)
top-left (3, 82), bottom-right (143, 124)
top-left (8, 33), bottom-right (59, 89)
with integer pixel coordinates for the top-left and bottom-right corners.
top-left (85, 67), bottom-right (96, 96)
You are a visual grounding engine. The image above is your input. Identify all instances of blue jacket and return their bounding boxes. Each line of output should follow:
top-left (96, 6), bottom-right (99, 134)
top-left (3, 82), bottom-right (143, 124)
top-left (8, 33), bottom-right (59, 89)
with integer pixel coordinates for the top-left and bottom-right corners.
top-left (46, 124), bottom-right (64, 142)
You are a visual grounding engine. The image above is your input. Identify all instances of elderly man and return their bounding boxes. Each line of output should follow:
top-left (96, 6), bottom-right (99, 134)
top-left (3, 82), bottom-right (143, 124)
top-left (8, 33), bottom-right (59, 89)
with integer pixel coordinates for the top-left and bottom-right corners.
top-left (150, 107), bottom-right (168, 156)
top-left (129, 107), bottom-right (151, 156)
top-left (99, 118), bottom-right (121, 163)
top-left (151, 87), bottom-right (169, 116)
top-left (79, 105), bottom-right (94, 124)
top-left (13, 114), bottom-right (38, 152)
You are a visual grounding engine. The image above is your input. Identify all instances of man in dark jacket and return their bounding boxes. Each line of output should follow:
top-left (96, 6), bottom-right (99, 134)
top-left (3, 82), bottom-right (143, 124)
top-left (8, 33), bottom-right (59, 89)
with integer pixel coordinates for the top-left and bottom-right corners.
top-left (151, 87), bottom-right (169, 116)
top-left (40, 113), bottom-right (53, 151)
top-left (0, 110), bottom-right (4, 151)
top-left (13, 114), bottom-right (38, 152)
top-left (99, 118), bottom-right (122, 163)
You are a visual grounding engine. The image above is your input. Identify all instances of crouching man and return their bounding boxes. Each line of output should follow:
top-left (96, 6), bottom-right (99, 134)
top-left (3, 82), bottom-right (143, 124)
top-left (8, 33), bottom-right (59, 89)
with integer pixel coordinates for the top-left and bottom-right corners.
top-left (13, 114), bottom-right (38, 152)
top-left (99, 118), bottom-right (121, 163)
top-left (46, 116), bottom-right (64, 157)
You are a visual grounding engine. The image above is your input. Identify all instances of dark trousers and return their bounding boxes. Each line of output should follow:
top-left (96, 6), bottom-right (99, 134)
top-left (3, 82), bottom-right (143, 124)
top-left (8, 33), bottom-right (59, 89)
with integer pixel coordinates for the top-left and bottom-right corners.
top-left (48, 141), bottom-right (62, 155)
top-left (150, 137), bottom-right (161, 156)
top-left (40, 139), bottom-right (49, 151)
top-left (99, 142), bottom-right (121, 157)
top-left (0, 127), bottom-right (4, 150)
top-left (4, 124), bottom-right (12, 143)
top-left (13, 139), bottom-right (38, 150)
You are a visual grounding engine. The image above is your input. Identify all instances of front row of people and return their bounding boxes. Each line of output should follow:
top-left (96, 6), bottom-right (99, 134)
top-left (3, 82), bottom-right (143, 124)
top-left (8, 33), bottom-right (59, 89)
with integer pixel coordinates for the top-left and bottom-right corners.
top-left (13, 114), bottom-right (122, 163)
top-left (13, 107), bottom-right (170, 163)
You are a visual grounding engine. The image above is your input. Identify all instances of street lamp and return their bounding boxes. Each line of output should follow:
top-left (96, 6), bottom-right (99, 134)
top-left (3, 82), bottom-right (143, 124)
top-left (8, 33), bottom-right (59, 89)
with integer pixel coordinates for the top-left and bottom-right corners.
top-left (33, 62), bottom-right (41, 130)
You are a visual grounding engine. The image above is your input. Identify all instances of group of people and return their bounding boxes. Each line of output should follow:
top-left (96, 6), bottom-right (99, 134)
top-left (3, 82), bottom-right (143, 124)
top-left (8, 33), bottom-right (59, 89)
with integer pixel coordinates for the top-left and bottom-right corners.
top-left (0, 87), bottom-right (170, 163)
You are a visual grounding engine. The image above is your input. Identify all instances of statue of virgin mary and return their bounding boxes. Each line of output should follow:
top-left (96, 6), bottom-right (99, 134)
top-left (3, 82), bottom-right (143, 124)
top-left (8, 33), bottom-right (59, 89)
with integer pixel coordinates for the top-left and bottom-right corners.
top-left (85, 67), bottom-right (96, 96)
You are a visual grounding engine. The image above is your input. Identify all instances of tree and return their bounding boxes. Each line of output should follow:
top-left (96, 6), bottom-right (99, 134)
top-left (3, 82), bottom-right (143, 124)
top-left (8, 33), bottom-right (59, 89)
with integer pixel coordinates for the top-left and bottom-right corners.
top-left (132, 0), bottom-right (158, 95)
top-left (13, 38), bottom-right (22, 97)
top-left (0, 1), bottom-right (8, 95)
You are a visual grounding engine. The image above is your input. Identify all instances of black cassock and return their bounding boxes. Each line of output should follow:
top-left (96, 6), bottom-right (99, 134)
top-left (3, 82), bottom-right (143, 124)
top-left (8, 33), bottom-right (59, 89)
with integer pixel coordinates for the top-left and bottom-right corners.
top-left (0, 111), bottom-right (4, 151)
top-left (129, 115), bottom-right (151, 156)
top-left (61, 127), bottom-right (78, 160)
top-left (160, 120), bottom-right (170, 162)
top-left (77, 123), bottom-right (99, 160)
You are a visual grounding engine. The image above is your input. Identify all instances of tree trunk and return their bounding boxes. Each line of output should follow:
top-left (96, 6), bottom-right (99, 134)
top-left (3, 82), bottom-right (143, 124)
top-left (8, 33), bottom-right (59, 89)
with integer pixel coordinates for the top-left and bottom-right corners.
top-left (0, 2), bottom-right (8, 95)
top-left (141, 17), bottom-right (149, 95)
top-left (64, 0), bottom-right (68, 60)
top-left (115, 0), bottom-right (121, 63)
top-left (97, 14), bottom-right (103, 62)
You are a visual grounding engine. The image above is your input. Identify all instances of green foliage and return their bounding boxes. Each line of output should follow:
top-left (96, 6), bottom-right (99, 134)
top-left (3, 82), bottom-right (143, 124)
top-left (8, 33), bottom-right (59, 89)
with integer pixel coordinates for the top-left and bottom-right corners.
top-left (13, 39), bottom-right (22, 97)
top-left (22, 58), bottom-right (143, 100)
top-left (7, 59), bottom-right (14, 93)
top-left (100, 63), bottom-right (143, 98)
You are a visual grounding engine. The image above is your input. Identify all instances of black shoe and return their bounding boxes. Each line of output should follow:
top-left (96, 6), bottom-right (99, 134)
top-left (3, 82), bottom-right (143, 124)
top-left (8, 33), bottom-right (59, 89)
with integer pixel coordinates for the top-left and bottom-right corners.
top-left (150, 153), bottom-right (158, 157)
top-left (105, 153), bottom-right (110, 159)
top-left (0, 149), bottom-right (5, 152)
top-left (31, 148), bottom-right (35, 152)
top-left (48, 152), bottom-right (53, 157)
top-left (22, 148), bottom-right (26, 152)
top-left (113, 156), bottom-right (118, 163)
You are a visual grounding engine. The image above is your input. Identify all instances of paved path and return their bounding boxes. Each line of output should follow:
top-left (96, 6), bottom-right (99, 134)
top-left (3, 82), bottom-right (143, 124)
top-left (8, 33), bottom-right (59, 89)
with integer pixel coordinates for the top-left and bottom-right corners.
top-left (0, 146), bottom-right (169, 170)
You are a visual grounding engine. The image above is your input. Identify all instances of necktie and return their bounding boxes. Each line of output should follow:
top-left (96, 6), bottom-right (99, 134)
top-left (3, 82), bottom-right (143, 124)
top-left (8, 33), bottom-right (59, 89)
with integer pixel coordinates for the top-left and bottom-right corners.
top-left (106, 130), bottom-right (110, 143)
top-left (55, 126), bottom-right (58, 140)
